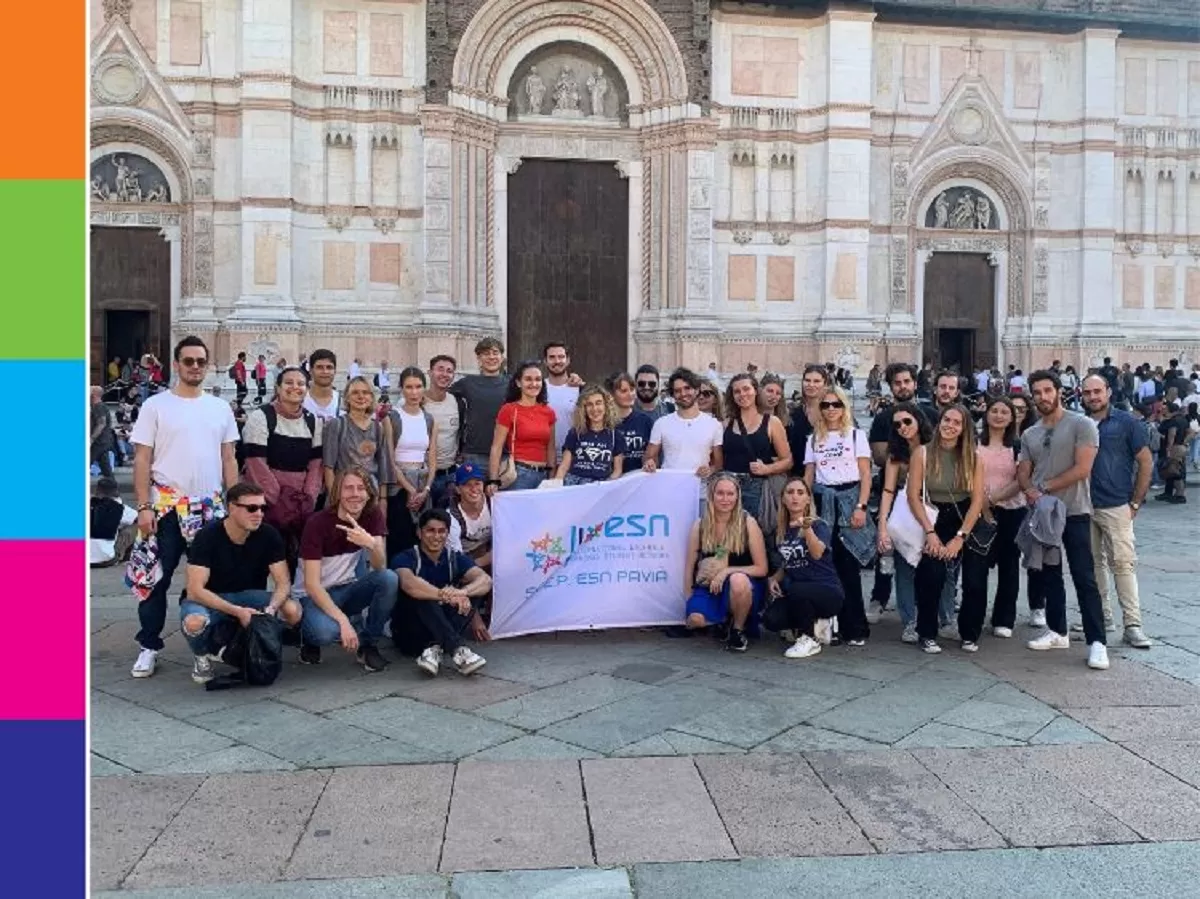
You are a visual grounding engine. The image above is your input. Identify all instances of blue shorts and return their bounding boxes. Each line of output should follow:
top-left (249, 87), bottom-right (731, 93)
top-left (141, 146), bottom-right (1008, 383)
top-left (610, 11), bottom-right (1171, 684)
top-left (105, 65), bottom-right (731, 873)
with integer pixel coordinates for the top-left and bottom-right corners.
top-left (686, 577), bottom-right (766, 636)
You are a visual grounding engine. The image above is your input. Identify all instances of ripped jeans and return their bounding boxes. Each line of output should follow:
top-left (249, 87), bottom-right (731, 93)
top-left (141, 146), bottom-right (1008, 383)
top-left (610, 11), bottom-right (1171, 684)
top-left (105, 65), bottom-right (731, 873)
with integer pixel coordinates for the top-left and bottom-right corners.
top-left (179, 590), bottom-right (273, 655)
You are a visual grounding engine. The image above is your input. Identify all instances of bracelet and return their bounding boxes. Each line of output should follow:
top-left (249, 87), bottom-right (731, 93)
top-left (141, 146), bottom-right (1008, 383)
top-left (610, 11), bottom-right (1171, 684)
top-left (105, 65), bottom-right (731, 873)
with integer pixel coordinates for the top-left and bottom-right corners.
top-left (925, 529), bottom-right (935, 535)
top-left (136, 502), bottom-right (153, 512)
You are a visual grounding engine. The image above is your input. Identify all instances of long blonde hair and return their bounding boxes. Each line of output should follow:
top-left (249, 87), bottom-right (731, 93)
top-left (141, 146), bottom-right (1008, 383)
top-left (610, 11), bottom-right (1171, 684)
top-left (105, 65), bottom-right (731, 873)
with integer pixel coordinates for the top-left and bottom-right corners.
top-left (775, 475), bottom-right (812, 544)
top-left (812, 386), bottom-right (854, 443)
top-left (699, 474), bottom-right (748, 556)
top-left (699, 377), bottom-right (725, 419)
top-left (926, 403), bottom-right (977, 493)
top-left (571, 385), bottom-right (618, 433)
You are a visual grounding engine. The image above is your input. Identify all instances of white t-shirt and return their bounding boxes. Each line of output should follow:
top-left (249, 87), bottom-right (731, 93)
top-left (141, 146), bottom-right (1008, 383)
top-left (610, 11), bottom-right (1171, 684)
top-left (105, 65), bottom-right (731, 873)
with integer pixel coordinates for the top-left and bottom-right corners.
top-left (394, 408), bottom-right (430, 465)
top-left (90, 502), bottom-right (137, 565)
top-left (803, 427), bottom-right (871, 486)
top-left (348, 361), bottom-right (361, 379)
top-left (129, 392), bottom-right (240, 498)
top-left (975, 371), bottom-right (990, 392)
top-left (376, 369), bottom-right (391, 390)
top-left (1009, 374), bottom-right (1028, 391)
top-left (649, 412), bottom-right (723, 472)
top-left (303, 390), bottom-right (341, 421)
top-left (448, 502), bottom-right (492, 554)
top-left (546, 382), bottom-right (580, 456)
top-left (424, 393), bottom-right (461, 469)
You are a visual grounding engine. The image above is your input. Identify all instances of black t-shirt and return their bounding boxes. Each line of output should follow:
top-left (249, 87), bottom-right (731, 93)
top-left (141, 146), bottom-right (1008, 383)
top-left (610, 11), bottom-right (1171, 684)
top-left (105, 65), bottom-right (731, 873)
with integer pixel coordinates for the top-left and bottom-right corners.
top-left (188, 520), bottom-right (286, 594)
top-left (868, 403), bottom-right (937, 445)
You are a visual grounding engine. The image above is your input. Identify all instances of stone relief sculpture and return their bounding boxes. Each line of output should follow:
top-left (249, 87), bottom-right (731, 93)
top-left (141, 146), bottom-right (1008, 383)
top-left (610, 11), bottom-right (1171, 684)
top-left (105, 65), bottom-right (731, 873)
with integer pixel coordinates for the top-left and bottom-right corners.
top-left (89, 153), bottom-right (172, 203)
top-left (524, 66), bottom-right (545, 114)
top-left (925, 187), bottom-right (998, 231)
top-left (587, 66), bottom-right (608, 117)
top-left (553, 66), bottom-right (581, 114)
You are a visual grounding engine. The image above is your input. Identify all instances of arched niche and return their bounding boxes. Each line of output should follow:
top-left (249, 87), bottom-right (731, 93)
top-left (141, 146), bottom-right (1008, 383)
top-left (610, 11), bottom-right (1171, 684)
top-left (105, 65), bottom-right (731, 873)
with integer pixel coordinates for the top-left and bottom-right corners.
top-left (90, 151), bottom-right (173, 203)
top-left (507, 42), bottom-right (629, 124)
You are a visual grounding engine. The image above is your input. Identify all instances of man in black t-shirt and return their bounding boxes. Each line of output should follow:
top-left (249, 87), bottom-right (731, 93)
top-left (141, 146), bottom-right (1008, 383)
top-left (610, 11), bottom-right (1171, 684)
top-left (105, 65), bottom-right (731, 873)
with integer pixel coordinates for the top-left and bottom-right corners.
top-left (182, 482), bottom-right (297, 684)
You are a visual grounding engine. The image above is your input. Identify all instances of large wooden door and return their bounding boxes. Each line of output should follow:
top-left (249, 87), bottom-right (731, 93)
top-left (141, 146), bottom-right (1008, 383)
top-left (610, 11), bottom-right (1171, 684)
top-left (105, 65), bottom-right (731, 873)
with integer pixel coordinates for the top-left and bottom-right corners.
top-left (922, 253), bottom-right (996, 373)
top-left (507, 160), bottom-right (628, 382)
top-left (90, 227), bottom-right (171, 384)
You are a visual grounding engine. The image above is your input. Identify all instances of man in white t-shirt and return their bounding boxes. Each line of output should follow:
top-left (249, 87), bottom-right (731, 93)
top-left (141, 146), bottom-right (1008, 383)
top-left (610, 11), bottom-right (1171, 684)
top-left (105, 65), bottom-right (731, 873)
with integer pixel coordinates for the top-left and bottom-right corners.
top-left (129, 335), bottom-right (240, 679)
top-left (543, 341), bottom-right (583, 460)
top-left (425, 354), bottom-right (468, 506)
top-left (303, 349), bottom-right (341, 420)
top-left (643, 368), bottom-right (724, 476)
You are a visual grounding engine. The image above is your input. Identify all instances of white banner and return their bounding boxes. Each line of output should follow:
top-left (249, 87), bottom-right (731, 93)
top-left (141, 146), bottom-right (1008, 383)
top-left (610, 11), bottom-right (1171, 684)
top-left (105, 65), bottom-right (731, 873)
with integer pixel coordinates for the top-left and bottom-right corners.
top-left (490, 471), bottom-right (701, 639)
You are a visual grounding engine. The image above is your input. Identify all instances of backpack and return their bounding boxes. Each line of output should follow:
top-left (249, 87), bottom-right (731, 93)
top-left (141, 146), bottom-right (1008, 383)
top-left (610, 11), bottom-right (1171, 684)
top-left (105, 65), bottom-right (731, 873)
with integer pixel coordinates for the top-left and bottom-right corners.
top-left (262, 404), bottom-right (317, 441)
top-left (205, 614), bottom-right (284, 689)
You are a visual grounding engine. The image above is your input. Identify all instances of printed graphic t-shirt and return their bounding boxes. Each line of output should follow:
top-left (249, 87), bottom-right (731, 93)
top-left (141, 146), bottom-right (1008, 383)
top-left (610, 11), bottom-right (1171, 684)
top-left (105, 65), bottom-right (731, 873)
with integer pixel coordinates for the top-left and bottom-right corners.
top-left (803, 428), bottom-right (870, 486)
top-left (616, 410), bottom-right (654, 472)
top-left (564, 427), bottom-right (628, 481)
top-left (771, 520), bottom-right (843, 592)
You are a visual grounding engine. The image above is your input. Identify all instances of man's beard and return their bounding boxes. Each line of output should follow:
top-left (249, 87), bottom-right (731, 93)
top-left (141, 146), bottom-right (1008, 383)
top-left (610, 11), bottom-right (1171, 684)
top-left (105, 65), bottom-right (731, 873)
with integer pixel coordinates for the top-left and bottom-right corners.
top-left (675, 396), bottom-right (695, 410)
top-left (637, 390), bottom-right (657, 403)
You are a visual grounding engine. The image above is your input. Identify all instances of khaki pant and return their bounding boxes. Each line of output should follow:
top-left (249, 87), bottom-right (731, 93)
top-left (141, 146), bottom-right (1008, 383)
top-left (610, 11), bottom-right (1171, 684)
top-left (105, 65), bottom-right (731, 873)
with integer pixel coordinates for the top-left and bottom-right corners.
top-left (1090, 505), bottom-right (1141, 628)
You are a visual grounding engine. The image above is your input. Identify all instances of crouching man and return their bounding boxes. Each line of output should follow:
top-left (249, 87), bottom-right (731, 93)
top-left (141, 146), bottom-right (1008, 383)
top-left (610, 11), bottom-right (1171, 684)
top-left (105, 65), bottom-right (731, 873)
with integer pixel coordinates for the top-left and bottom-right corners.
top-left (296, 466), bottom-right (398, 672)
top-left (394, 509), bottom-right (491, 676)
top-left (182, 481), bottom-right (301, 684)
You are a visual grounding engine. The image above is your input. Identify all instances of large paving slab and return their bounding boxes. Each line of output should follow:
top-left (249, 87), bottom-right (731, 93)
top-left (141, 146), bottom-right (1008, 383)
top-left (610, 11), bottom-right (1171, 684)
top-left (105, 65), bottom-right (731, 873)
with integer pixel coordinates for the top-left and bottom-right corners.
top-left (94, 876), bottom-right (449, 898)
top-left (91, 692), bottom-right (235, 772)
top-left (696, 754), bottom-right (874, 857)
top-left (1121, 739), bottom-right (1200, 788)
top-left (466, 734), bottom-right (603, 761)
top-left (540, 682), bottom-right (726, 753)
top-left (805, 750), bottom-right (1006, 853)
top-left (91, 775), bottom-right (205, 891)
top-left (393, 673), bottom-right (534, 712)
top-left (123, 770), bottom-right (329, 889)
top-left (439, 760), bottom-right (594, 872)
top-left (286, 765), bottom-right (454, 879)
top-left (451, 867), bottom-right (632, 899)
top-left (190, 699), bottom-right (387, 766)
top-left (911, 747), bottom-right (1139, 847)
top-left (582, 757), bottom-right (736, 865)
top-left (327, 696), bottom-right (525, 759)
top-left (475, 673), bottom-right (651, 730)
top-left (1063, 705), bottom-right (1200, 742)
top-left (752, 724), bottom-right (888, 754)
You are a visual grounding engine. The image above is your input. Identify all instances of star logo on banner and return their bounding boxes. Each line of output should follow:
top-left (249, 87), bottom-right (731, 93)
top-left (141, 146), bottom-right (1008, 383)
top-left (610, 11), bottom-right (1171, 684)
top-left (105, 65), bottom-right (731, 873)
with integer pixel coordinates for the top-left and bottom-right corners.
top-left (527, 532), bottom-right (566, 574)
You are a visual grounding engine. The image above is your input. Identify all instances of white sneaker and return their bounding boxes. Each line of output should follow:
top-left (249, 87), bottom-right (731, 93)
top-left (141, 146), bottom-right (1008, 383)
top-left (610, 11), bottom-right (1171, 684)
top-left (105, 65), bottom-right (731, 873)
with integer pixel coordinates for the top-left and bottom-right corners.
top-left (939, 624), bottom-right (961, 642)
top-left (131, 648), bottom-right (158, 678)
top-left (993, 627), bottom-right (1013, 639)
top-left (813, 618), bottom-right (833, 646)
top-left (191, 655), bottom-right (214, 684)
top-left (452, 646), bottom-right (486, 675)
top-left (785, 635), bottom-right (822, 659)
top-left (1087, 642), bottom-right (1110, 670)
top-left (865, 601), bottom-right (883, 625)
top-left (921, 639), bottom-right (942, 654)
top-left (1029, 610), bottom-right (1047, 629)
top-left (1027, 631), bottom-right (1070, 651)
top-left (901, 624), bottom-right (919, 644)
top-left (961, 641), bottom-right (980, 653)
top-left (416, 645), bottom-right (443, 676)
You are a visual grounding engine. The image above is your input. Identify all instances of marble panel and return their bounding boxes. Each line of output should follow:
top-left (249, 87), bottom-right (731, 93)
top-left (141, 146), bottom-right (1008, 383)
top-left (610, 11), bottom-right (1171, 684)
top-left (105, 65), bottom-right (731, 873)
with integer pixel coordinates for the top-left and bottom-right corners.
top-left (370, 243), bottom-right (403, 286)
top-left (1154, 266), bottom-right (1175, 309)
top-left (1186, 267), bottom-right (1200, 310)
top-left (323, 10), bottom-right (358, 75)
top-left (1125, 58), bottom-right (1147, 115)
top-left (728, 254), bottom-right (757, 302)
top-left (253, 227), bottom-right (276, 286)
top-left (1157, 59), bottom-right (1178, 116)
top-left (731, 35), bottom-right (800, 99)
top-left (766, 256), bottom-right (795, 301)
top-left (980, 49), bottom-right (1005, 97)
top-left (1122, 264), bottom-right (1143, 309)
top-left (902, 45), bottom-right (930, 104)
top-left (370, 13), bottom-right (403, 78)
top-left (323, 242), bottom-right (356, 291)
top-left (1190, 62), bottom-right (1200, 117)
top-left (131, 0), bottom-right (157, 62)
top-left (1014, 52), bottom-right (1041, 109)
top-left (939, 46), bottom-right (964, 99)
top-left (169, 1), bottom-right (202, 66)
top-left (833, 253), bottom-right (857, 300)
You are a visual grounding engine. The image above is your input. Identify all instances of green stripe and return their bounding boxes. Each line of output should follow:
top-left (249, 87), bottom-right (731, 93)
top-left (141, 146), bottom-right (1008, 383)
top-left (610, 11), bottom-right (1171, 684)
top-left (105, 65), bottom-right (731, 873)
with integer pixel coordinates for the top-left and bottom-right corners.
top-left (0, 180), bottom-right (85, 359)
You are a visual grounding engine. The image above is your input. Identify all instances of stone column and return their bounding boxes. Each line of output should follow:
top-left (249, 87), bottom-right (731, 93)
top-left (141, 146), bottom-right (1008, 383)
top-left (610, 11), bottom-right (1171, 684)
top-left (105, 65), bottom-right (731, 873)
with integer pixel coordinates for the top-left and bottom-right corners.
top-left (227, 0), bottom-right (298, 327)
top-left (620, 159), bottom-right (645, 364)
top-left (1076, 28), bottom-right (1121, 338)
top-left (160, 226), bottom-right (183, 324)
top-left (816, 8), bottom-right (876, 342)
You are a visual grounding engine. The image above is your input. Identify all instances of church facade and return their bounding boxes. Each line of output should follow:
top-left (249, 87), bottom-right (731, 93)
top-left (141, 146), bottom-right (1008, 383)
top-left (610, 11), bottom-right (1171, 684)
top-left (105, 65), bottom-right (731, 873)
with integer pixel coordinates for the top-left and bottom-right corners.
top-left (90, 0), bottom-right (1200, 382)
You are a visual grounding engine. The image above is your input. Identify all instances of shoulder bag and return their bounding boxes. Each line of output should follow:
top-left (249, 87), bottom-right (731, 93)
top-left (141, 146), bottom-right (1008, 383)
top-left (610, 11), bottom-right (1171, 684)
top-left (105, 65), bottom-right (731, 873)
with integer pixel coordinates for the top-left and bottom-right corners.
top-left (887, 447), bottom-right (937, 567)
top-left (498, 407), bottom-right (518, 489)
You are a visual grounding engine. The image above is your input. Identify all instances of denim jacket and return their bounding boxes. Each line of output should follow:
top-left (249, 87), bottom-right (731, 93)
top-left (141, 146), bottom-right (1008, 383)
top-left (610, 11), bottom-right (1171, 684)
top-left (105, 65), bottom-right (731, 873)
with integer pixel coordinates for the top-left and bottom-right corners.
top-left (812, 483), bottom-right (877, 567)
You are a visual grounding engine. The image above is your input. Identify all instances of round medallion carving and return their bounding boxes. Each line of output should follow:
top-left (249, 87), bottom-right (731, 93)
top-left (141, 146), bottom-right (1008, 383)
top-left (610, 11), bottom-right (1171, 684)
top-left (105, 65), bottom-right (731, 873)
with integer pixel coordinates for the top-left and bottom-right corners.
top-left (92, 55), bottom-right (146, 106)
top-left (950, 105), bottom-right (988, 146)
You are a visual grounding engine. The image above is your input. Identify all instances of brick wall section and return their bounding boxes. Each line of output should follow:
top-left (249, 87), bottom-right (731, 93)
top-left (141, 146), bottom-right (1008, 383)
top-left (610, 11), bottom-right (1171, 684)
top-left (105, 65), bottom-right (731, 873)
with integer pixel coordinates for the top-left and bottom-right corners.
top-left (424, 0), bottom-right (713, 108)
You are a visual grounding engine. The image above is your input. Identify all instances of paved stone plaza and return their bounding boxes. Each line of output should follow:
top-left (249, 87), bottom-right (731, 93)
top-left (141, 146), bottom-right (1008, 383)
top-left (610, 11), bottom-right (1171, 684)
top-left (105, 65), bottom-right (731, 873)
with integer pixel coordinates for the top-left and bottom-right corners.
top-left (91, 498), bottom-right (1200, 896)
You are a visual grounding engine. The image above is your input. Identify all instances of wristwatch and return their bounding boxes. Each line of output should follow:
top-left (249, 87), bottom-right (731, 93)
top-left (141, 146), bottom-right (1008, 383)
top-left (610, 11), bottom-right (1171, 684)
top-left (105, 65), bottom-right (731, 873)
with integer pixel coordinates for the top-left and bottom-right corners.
top-left (856, 503), bottom-right (867, 511)
top-left (956, 530), bottom-right (968, 539)
top-left (1130, 501), bottom-right (1141, 511)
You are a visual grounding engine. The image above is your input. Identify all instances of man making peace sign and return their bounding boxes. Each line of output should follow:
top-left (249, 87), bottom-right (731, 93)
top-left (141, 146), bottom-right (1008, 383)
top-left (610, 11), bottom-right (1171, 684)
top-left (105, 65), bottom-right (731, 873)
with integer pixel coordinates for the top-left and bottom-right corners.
top-left (294, 466), bottom-right (398, 671)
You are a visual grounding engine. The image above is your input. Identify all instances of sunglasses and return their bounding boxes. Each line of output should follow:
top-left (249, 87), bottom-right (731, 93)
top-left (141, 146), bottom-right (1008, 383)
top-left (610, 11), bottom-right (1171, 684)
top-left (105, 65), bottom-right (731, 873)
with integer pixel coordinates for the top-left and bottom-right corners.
top-left (1042, 428), bottom-right (1055, 450)
top-left (819, 400), bottom-right (845, 410)
top-left (234, 502), bottom-right (267, 513)
top-left (179, 357), bottom-right (208, 368)
top-left (893, 417), bottom-right (916, 428)
top-left (636, 381), bottom-right (657, 389)
top-left (699, 390), bottom-right (716, 398)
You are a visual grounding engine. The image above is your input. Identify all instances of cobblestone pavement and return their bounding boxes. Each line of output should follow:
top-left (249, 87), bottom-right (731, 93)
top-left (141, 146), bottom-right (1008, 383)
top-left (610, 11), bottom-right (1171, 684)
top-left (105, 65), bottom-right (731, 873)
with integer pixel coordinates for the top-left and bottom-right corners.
top-left (91, 497), bottom-right (1200, 895)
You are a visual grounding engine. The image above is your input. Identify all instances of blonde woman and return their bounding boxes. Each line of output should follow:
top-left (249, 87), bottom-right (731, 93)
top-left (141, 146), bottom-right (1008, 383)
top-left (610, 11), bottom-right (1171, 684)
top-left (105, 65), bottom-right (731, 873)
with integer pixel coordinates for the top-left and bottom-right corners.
top-left (681, 474), bottom-right (769, 651)
top-left (554, 385), bottom-right (626, 484)
top-left (905, 404), bottom-right (987, 654)
top-left (697, 378), bottom-right (725, 419)
top-left (803, 385), bottom-right (873, 645)
top-left (322, 376), bottom-right (395, 515)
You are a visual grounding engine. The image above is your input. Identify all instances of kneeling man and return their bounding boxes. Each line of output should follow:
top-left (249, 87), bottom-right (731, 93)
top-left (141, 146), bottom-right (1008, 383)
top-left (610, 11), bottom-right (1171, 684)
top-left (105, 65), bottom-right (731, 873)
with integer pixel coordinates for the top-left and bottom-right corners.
top-left (183, 481), bottom-right (300, 684)
top-left (395, 509), bottom-right (491, 676)
top-left (296, 466), bottom-right (398, 672)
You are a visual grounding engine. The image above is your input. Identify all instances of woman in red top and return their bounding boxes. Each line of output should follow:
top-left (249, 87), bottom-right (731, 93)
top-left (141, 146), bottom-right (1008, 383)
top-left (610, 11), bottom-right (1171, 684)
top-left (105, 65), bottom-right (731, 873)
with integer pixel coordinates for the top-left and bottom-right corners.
top-left (487, 361), bottom-right (556, 496)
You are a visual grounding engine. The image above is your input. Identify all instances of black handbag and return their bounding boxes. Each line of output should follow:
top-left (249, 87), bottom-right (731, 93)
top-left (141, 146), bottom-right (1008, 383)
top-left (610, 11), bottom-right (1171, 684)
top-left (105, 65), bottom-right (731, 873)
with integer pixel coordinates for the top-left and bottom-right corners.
top-left (966, 516), bottom-right (998, 556)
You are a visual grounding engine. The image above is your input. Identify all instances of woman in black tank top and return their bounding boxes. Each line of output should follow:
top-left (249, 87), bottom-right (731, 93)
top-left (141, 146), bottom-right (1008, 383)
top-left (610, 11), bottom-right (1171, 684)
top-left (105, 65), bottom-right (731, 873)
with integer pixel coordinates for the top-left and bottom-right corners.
top-left (721, 374), bottom-right (793, 530)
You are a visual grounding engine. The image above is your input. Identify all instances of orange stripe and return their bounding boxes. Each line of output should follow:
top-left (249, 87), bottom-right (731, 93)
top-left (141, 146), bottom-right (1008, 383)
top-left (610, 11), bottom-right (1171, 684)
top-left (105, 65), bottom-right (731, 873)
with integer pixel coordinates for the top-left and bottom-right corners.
top-left (0, 3), bottom-right (85, 178)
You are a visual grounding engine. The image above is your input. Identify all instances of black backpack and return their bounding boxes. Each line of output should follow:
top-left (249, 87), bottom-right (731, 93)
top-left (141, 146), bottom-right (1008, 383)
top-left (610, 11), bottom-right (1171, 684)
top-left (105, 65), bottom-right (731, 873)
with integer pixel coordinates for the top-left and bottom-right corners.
top-left (205, 614), bottom-right (285, 690)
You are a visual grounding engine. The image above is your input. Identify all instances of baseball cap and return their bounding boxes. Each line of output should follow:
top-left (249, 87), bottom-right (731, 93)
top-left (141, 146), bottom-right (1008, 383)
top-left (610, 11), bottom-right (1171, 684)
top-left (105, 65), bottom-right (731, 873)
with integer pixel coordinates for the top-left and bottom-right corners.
top-left (455, 463), bottom-right (484, 486)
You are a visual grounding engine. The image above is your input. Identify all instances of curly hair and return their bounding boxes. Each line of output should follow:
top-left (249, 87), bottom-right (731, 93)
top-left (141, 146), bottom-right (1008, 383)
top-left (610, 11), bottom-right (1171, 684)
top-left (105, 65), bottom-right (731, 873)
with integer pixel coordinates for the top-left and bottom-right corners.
top-left (571, 385), bottom-right (619, 433)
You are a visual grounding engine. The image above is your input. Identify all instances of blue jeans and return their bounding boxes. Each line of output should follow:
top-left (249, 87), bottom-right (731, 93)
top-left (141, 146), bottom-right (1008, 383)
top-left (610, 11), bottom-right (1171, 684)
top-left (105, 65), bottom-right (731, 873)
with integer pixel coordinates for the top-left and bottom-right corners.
top-left (894, 554), bottom-right (916, 627)
top-left (1027, 514), bottom-right (1106, 644)
top-left (510, 464), bottom-right (546, 491)
top-left (300, 569), bottom-right (399, 648)
top-left (179, 590), bottom-right (272, 655)
top-left (136, 512), bottom-right (188, 652)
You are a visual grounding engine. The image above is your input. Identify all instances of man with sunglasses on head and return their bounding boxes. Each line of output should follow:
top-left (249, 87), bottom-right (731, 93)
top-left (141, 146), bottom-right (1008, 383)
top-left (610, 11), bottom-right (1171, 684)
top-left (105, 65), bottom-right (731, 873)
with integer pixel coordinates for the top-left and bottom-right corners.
top-left (129, 336), bottom-right (240, 679)
top-left (1018, 369), bottom-right (1109, 670)
top-left (182, 481), bottom-right (300, 684)
top-left (634, 364), bottom-right (674, 421)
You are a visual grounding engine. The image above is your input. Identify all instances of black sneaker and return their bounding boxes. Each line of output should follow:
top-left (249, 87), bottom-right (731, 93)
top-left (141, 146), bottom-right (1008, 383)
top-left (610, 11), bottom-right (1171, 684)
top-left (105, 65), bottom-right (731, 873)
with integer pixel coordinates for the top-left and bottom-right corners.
top-left (299, 644), bottom-right (322, 665)
top-left (726, 628), bottom-right (749, 652)
top-left (357, 644), bottom-right (389, 673)
top-left (281, 626), bottom-right (302, 647)
top-left (1155, 493), bottom-right (1173, 502)
top-left (1169, 495), bottom-right (1187, 504)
